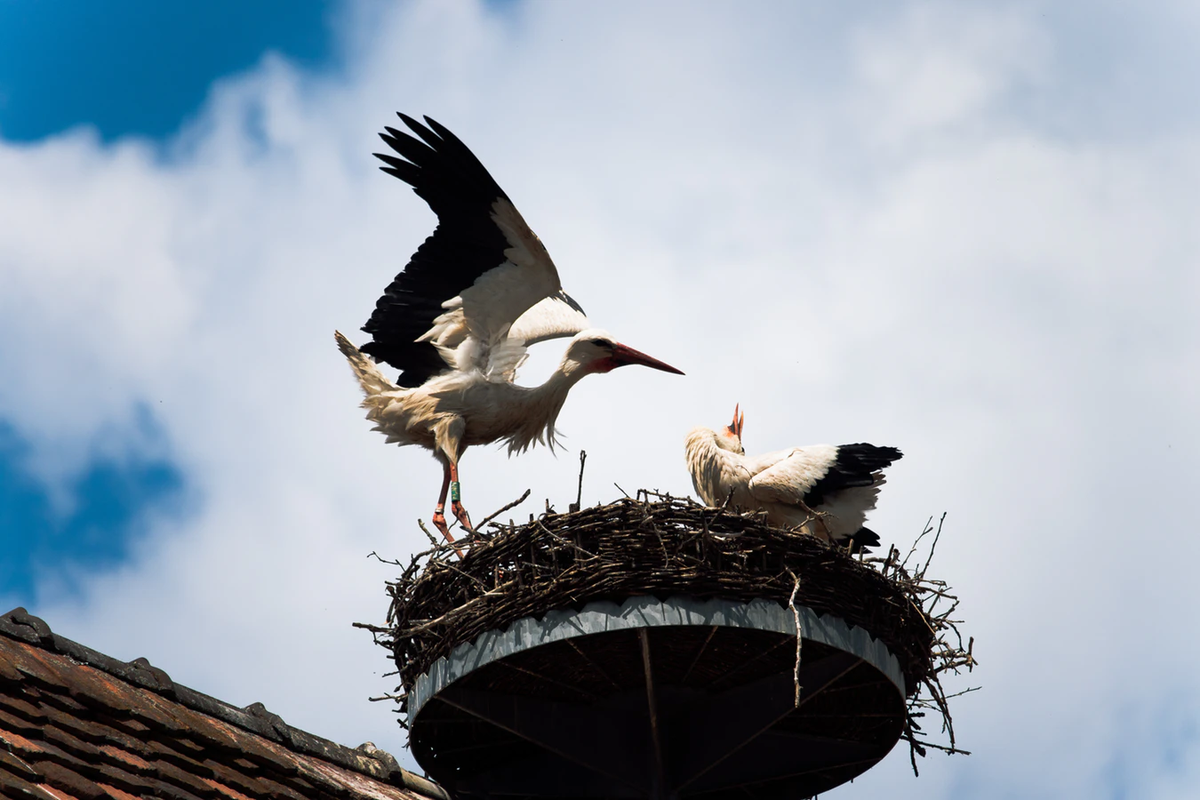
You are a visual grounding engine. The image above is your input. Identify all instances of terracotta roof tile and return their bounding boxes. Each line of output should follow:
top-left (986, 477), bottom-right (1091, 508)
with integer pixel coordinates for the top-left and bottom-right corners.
top-left (110, 717), bottom-right (150, 735)
top-left (88, 761), bottom-right (146, 796)
top-left (1, 690), bottom-right (49, 724)
top-left (0, 608), bottom-right (445, 800)
top-left (198, 776), bottom-right (256, 800)
top-left (94, 783), bottom-right (140, 800)
top-left (0, 770), bottom-right (57, 800)
top-left (2, 728), bottom-right (73, 761)
top-left (0, 653), bottom-right (23, 682)
top-left (198, 765), bottom-right (264, 800)
top-left (43, 724), bottom-right (104, 762)
top-left (37, 761), bottom-right (108, 799)
top-left (0, 747), bottom-right (40, 780)
top-left (0, 704), bottom-right (43, 735)
top-left (93, 745), bottom-right (151, 775)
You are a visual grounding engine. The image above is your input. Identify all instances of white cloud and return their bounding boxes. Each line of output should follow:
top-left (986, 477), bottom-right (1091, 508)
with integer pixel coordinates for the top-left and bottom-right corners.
top-left (848, 4), bottom-right (1048, 147)
top-left (2, 1), bottom-right (1199, 794)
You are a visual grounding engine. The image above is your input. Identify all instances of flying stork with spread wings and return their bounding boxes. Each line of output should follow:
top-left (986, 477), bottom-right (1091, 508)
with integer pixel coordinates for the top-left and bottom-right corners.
top-left (337, 114), bottom-right (683, 547)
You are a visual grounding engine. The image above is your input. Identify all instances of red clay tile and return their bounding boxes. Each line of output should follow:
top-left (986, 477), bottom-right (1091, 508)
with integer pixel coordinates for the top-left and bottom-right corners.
top-left (0, 693), bottom-right (49, 725)
top-left (90, 761), bottom-right (155, 796)
top-left (43, 724), bottom-right (103, 762)
top-left (0, 746), bottom-right (41, 778)
top-left (38, 761), bottom-right (107, 799)
top-left (201, 757), bottom-right (270, 797)
top-left (71, 715), bottom-right (145, 753)
top-left (95, 744), bottom-right (153, 775)
top-left (0, 704), bottom-right (45, 734)
top-left (2, 728), bottom-right (56, 758)
top-left (200, 776), bottom-right (256, 800)
top-left (0, 770), bottom-right (56, 799)
top-left (37, 785), bottom-right (79, 800)
top-left (109, 717), bottom-right (150, 734)
top-left (247, 773), bottom-right (309, 800)
top-left (43, 710), bottom-right (120, 747)
top-left (95, 783), bottom-right (140, 800)
top-left (0, 653), bottom-right (24, 682)
top-left (7, 646), bottom-right (72, 692)
top-left (41, 692), bottom-right (88, 714)
top-left (153, 756), bottom-right (225, 798)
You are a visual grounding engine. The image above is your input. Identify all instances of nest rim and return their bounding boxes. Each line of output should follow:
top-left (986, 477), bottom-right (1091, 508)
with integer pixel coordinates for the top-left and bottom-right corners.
top-left (386, 497), bottom-right (937, 694)
top-left (407, 592), bottom-right (907, 721)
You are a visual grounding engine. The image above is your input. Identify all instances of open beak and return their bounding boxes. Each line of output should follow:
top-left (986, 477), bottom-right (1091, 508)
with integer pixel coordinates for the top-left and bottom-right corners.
top-left (610, 343), bottom-right (685, 375)
top-left (725, 403), bottom-right (745, 437)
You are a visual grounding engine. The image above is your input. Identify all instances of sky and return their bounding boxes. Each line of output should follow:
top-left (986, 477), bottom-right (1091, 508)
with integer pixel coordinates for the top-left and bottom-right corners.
top-left (1, 1), bottom-right (1198, 797)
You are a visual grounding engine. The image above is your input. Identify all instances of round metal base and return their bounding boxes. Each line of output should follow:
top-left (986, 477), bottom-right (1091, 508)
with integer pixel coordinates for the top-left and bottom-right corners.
top-left (410, 596), bottom-right (906, 800)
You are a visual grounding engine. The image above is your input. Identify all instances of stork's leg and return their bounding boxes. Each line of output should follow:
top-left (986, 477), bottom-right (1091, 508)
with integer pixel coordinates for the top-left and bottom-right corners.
top-left (431, 461), bottom-right (459, 547)
top-left (449, 462), bottom-right (474, 532)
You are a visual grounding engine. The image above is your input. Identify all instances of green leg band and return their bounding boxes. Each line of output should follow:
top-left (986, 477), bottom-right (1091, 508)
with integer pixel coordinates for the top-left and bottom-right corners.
top-left (450, 481), bottom-right (461, 502)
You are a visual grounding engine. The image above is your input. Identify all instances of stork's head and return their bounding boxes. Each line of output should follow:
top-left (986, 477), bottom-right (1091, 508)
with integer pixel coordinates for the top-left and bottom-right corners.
top-left (716, 404), bottom-right (745, 455)
top-left (562, 329), bottom-right (684, 378)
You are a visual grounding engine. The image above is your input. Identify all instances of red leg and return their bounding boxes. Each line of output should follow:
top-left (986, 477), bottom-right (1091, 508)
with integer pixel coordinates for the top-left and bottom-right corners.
top-left (449, 462), bottom-right (474, 532)
top-left (431, 462), bottom-right (461, 552)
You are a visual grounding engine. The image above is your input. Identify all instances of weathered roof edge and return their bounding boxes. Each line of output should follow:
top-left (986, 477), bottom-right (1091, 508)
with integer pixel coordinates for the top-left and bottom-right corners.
top-left (0, 606), bottom-right (447, 800)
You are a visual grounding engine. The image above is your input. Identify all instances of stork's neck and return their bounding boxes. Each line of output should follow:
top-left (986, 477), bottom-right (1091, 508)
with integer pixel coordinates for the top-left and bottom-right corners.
top-left (529, 358), bottom-right (597, 413)
top-left (501, 360), bottom-right (597, 455)
top-left (684, 427), bottom-right (745, 506)
top-left (685, 428), bottom-right (733, 464)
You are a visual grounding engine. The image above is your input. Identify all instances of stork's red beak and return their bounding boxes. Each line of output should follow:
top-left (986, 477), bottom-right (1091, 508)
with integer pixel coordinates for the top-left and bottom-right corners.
top-left (724, 407), bottom-right (744, 438)
top-left (726, 404), bottom-right (745, 437)
top-left (610, 343), bottom-right (684, 375)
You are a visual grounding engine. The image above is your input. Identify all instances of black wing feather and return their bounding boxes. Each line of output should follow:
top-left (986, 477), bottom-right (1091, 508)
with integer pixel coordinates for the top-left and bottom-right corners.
top-left (847, 526), bottom-right (882, 553)
top-left (361, 114), bottom-right (514, 388)
top-left (801, 444), bottom-right (903, 508)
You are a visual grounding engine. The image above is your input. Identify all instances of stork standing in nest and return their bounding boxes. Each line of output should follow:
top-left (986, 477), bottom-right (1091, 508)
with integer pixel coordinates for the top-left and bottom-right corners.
top-left (685, 405), bottom-right (902, 551)
top-left (337, 114), bottom-right (683, 547)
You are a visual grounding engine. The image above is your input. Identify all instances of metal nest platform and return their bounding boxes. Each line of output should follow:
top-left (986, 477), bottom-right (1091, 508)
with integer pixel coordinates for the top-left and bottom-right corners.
top-left (360, 493), bottom-right (976, 799)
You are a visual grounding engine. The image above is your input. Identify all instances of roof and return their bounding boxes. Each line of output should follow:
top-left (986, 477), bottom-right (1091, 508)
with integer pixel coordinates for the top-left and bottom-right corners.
top-left (0, 607), bottom-right (447, 800)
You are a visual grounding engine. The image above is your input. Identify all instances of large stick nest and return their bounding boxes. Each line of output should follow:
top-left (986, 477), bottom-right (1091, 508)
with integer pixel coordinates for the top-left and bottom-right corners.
top-left (360, 491), bottom-right (976, 768)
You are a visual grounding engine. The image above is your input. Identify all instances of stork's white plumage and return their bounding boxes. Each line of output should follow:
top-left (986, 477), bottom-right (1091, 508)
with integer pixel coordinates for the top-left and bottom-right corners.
top-left (337, 114), bottom-right (683, 546)
top-left (684, 406), bottom-right (902, 551)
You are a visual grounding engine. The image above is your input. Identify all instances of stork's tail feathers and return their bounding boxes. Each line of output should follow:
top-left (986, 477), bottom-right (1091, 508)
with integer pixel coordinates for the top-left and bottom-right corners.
top-left (838, 444), bottom-right (903, 472)
top-left (335, 330), bottom-right (397, 396)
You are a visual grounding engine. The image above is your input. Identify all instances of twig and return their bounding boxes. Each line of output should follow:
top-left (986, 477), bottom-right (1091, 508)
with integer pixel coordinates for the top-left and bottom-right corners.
top-left (916, 512), bottom-right (947, 583)
top-left (786, 569), bottom-right (803, 705)
top-left (367, 692), bottom-right (408, 703)
top-left (478, 489), bottom-right (532, 530)
top-left (569, 450), bottom-right (588, 513)
top-left (416, 520), bottom-right (439, 547)
top-left (901, 516), bottom-right (936, 572)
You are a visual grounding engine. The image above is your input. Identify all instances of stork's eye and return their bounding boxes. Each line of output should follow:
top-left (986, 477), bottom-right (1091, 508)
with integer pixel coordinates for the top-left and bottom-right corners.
top-left (587, 338), bottom-right (610, 348)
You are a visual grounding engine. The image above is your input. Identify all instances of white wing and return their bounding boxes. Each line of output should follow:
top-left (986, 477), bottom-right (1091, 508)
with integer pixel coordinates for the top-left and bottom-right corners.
top-left (746, 445), bottom-right (839, 505)
top-left (483, 292), bottom-right (591, 383)
top-left (426, 197), bottom-right (566, 358)
top-left (507, 291), bottom-right (590, 345)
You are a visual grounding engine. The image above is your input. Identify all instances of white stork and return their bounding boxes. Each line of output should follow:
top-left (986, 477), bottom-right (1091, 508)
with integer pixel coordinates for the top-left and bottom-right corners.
top-left (336, 114), bottom-right (683, 546)
top-left (684, 405), bottom-right (902, 551)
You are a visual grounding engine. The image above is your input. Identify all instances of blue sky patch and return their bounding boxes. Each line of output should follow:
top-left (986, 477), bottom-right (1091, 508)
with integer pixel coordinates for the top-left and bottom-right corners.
top-left (0, 0), bottom-right (341, 143)
top-left (0, 419), bottom-right (186, 604)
